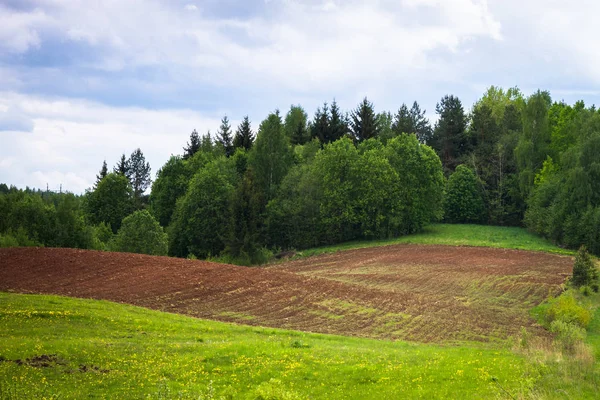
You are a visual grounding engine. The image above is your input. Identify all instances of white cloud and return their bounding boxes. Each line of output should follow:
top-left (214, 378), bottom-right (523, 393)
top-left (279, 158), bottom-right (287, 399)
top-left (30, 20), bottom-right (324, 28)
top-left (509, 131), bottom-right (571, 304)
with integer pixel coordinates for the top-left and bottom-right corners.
top-left (0, 92), bottom-right (223, 193)
top-left (0, 0), bottom-right (503, 91)
top-left (0, 6), bottom-right (49, 53)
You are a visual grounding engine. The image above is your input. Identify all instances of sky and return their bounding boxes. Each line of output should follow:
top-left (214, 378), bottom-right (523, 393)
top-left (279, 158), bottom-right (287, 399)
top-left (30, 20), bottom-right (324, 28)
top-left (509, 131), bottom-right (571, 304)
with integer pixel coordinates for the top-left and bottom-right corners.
top-left (1, 0), bottom-right (600, 194)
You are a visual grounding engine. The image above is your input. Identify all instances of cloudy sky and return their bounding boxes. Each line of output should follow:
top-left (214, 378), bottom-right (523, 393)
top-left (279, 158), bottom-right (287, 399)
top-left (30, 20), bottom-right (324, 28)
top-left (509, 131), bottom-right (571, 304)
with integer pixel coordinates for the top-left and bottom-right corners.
top-left (1, 0), bottom-right (599, 193)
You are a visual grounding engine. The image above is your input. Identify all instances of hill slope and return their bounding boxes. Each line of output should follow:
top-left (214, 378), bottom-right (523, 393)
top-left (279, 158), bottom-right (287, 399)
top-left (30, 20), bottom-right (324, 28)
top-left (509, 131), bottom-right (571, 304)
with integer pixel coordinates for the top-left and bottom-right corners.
top-left (0, 245), bottom-right (572, 343)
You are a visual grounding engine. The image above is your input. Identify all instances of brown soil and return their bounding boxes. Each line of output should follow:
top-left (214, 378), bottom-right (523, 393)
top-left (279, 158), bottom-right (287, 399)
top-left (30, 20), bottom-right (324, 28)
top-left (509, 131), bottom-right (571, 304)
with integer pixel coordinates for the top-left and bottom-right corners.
top-left (0, 245), bottom-right (573, 343)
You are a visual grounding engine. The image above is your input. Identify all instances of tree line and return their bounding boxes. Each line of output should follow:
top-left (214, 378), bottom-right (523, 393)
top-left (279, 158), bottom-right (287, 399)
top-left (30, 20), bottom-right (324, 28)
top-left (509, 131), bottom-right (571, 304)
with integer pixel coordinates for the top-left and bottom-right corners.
top-left (1, 86), bottom-right (599, 261)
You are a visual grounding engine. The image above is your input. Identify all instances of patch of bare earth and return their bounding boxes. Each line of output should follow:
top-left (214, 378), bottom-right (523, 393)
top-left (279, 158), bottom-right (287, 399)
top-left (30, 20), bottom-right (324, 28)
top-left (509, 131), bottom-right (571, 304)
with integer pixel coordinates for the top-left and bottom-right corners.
top-left (0, 245), bottom-right (572, 343)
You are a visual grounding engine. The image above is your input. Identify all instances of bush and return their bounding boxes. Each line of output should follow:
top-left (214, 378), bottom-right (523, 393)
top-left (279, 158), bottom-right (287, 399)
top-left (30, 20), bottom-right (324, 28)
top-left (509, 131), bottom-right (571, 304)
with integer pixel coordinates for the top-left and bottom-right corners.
top-left (572, 246), bottom-right (598, 287)
top-left (544, 293), bottom-right (591, 328)
top-left (110, 210), bottom-right (168, 256)
top-left (0, 228), bottom-right (39, 248)
top-left (550, 320), bottom-right (587, 353)
top-left (580, 286), bottom-right (592, 297)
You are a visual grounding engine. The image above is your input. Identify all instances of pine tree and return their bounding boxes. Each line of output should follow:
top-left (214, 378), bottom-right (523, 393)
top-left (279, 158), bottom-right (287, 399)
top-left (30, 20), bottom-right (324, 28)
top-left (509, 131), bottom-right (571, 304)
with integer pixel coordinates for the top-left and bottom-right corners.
top-left (430, 95), bottom-right (468, 173)
top-left (410, 101), bottom-right (432, 144)
top-left (350, 97), bottom-right (379, 142)
top-left (200, 131), bottom-right (214, 154)
top-left (183, 129), bottom-right (201, 160)
top-left (392, 104), bottom-right (412, 135)
top-left (392, 102), bottom-right (431, 143)
top-left (216, 116), bottom-right (234, 157)
top-left (95, 160), bottom-right (108, 186)
top-left (310, 103), bottom-right (330, 144)
top-left (233, 116), bottom-right (254, 151)
top-left (128, 148), bottom-right (151, 208)
top-left (328, 100), bottom-right (348, 143)
top-left (572, 246), bottom-right (598, 287)
top-left (114, 154), bottom-right (131, 178)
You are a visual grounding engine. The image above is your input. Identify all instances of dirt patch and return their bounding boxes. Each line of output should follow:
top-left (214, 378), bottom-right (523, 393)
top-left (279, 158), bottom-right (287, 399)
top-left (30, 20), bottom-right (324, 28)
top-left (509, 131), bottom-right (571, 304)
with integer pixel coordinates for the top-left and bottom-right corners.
top-left (8, 354), bottom-right (66, 368)
top-left (0, 246), bottom-right (573, 343)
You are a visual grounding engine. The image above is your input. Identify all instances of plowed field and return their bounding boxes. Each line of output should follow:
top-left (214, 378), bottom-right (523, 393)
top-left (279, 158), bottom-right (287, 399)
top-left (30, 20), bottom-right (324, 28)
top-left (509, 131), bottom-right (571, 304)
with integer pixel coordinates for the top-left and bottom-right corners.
top-left (0, 245), bottom-right (573, 343)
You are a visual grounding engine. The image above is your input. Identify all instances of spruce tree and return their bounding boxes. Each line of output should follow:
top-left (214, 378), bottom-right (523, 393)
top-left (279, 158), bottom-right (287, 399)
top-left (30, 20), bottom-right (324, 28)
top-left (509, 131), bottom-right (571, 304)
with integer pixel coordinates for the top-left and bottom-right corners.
top-left (430, 95), bottom-right (468, 173)
top-left (233, 116), bottom-right (254, 151)
top-left (328, 100), bottom-right (348, 143)
top-left (183, 129), bottom-right (201, 160)
top-left (200, 131), bottom-right (214, 154)
top-left (216, 116), bottom-right (234, 157)
top-left (128, 148), bottom-right (151, 208)
top-left (572, 246), bottom-right (598, 287)
top-left (350, 97), bottom-right (379, 142)
top-left (410, 101), bottom-right (432, 144)
top-left (95, 160), bottom-right (108, 186)
top-left (310, 103), bottom-right (330, 144)
top-left (114, 154), bottom-right (131, 178)
top-left (392, 104), bottom-right (413, 135)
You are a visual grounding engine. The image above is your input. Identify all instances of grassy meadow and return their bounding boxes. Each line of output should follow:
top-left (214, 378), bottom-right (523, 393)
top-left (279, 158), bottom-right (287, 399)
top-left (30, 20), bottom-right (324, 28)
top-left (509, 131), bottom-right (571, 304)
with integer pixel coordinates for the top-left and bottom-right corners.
top-left (295, 224), bottom-right (573, 259)
top-left (0, 292), bottom-right (542, 399)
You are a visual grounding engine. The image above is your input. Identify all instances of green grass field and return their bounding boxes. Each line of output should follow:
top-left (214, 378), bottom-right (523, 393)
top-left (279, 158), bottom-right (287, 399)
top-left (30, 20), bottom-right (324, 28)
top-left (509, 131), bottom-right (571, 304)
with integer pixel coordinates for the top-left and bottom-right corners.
top-left (295, 224), bottom-right (573, 259)
top-left (0, 292), bottom-right (541, 399)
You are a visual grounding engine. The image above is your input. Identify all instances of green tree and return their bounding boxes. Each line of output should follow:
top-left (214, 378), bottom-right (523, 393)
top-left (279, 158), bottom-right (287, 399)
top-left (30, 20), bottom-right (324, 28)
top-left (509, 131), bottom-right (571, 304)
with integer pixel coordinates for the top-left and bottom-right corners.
top-left (248, 111), bottom-right (293, 201)
top-left (233, 116), bottom-right (254, 151)
top-left (85, 173), bottom-right (134, 233)
top-left (392, 104), bottom-right (411, 136)
top-left (183, 129), bottom-right (201, 160)
top-left (266, 164), bottom-right (323, 249)
top-left (284, 105), bottom-right (309, 145)
top-left (572, 246), bottom-right (598, 287)
top-left (113, 154), bottom-right (130, 177)
top-left (392, 102), bottom-right (432, 144)
top-left (515, 90), bottom-right (552, 198)
top-left (377, 111), bottom-right (394, 143)
top-left (430, 95), bottom-right (468, 173)
top-left (226, 168), bottom-right (265, 263)
top-left (383, 135), bottom-right (444, 233)
top-left (444, 165), bottom-right (486, 223)
top-left (310, 103), bottom-right (330, 144)
top-left (328, 100), bottom-right (349, 144)
top-left (54, 194), bottom-right (94, 249)
top-left (350, 97), bottom-right (379, 142)
top-left (216, 116), bottom-right (234, 157)
top-left (128, 148), bottom-right (151, 208)
top-left (111, 210), bottom-right (168, 256)
top-left (168, 158), bottom-right (237, 258)
top-left (149, 156), bottom-right (189, 227)
top-left (95, 160), bottom-right (108, 187)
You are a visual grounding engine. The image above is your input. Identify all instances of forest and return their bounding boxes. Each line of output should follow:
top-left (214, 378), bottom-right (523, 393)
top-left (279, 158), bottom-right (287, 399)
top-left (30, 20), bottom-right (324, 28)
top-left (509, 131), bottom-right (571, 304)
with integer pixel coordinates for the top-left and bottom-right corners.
top-left (2, 86), bottom-right (599, 263)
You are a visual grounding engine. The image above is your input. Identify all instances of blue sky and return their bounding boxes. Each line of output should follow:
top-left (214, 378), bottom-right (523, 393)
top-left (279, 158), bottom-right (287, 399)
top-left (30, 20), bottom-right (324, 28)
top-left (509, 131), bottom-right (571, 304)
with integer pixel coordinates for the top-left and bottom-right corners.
top-left (1, 0), bottom-right (600, 193)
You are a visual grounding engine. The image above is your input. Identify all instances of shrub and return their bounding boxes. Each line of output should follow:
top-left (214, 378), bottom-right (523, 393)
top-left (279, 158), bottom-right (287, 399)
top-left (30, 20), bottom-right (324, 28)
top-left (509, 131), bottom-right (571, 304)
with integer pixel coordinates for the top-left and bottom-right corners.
top-left (572, 246), bottom-right (598, 287)
top-left (550, 320), bottom-right (587, 353)
top-left (0, 228), bottom-right (39, 248)
top-left (580, 286), bottom-right (591, 297)
top-left (544, 293), bottom-right (591, 328)
top-left (110, 210), bottom-right (168, 256)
